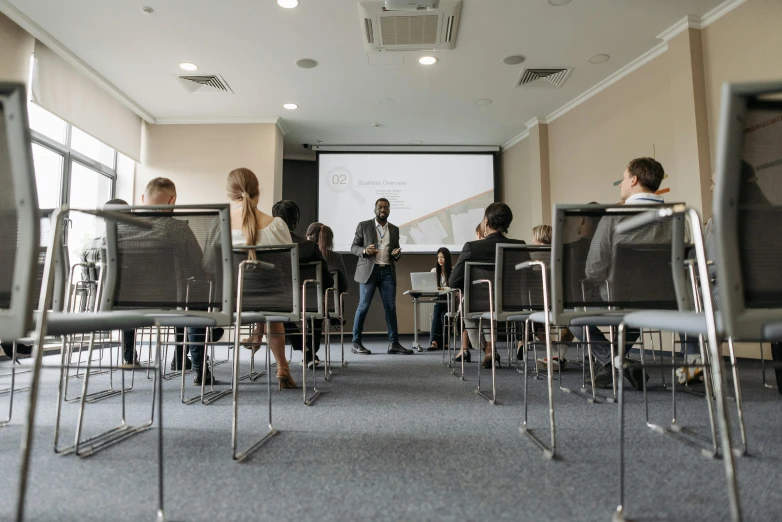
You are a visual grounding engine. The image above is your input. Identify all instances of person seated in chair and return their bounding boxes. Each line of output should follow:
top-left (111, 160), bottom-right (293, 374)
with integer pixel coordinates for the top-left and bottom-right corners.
top-left (427, 247), bottom-right (452, 351)
top-left (271, 201), bottom-right (333, 368)
top-left (450, 203), bottom-right (527, 368)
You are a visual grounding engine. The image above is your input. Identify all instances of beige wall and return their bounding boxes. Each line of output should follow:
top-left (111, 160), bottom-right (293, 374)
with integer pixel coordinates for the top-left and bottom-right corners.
top-left (0, 12), bottom-right (34, 84)
top-left (136, 122), bottom-right (282, 211)
top-left (702, 0), bottom-right (782, 174)
top-left (547, 52), bottom-right (675, 207)
top-left (501, 137), bottom-right (532, 241)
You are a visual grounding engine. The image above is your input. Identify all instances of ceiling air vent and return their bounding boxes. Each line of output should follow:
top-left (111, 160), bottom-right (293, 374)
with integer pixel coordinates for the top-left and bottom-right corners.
top-left (359, 0), bottom-right (461, 52)
top-left (176, 74), bottom-right (233, 95)
top-left (515, 68), bottom-right (573, 88)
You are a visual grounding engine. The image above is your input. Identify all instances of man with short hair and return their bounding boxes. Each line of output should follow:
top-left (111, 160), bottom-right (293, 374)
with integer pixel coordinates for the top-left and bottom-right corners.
top-left (572, 157), bottom-right (668, 390)
top-left (351, 198), bottom-right (411, 355)
top-left (129, 178), bottom-right (218, 385)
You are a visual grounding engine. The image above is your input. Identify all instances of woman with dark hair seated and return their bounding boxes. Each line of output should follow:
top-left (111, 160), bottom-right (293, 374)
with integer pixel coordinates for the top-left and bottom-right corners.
top-left (427, 247), bottom-right (452, 351)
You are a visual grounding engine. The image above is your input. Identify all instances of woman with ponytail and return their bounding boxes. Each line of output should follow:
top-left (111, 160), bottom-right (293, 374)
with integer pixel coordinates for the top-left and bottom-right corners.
top-left (226, 168), bottom-right (297, 389)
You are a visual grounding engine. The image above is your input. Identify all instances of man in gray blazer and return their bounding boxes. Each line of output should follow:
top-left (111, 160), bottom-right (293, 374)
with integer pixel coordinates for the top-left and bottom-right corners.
top-left (350, 198), bottom-right (413, 355)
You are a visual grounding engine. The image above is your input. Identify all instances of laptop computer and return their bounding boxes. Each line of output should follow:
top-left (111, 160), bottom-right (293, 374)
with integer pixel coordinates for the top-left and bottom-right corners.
top-left (410, 272), bottom-right (439, 292)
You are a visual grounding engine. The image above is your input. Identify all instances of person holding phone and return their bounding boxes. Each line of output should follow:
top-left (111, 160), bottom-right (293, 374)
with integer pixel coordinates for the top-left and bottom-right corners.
top-left (350, 198), bottom-right (412, 355)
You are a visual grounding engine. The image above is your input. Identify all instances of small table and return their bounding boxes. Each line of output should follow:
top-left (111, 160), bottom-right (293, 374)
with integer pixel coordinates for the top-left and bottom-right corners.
top-left (403, 288), bottom-right (458, 352)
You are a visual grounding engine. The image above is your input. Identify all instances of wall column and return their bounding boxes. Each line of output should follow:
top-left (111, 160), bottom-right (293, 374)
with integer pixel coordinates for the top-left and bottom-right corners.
top-left (667, 28), bottom-right (713, 217)
top-left (528, 119), bottom-right (552, 226)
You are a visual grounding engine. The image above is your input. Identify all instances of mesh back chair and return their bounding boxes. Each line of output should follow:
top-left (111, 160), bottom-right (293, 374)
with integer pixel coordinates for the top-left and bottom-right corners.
top-left (463, 261), bottom-right (497, 403)
top-left (474, 244), bottom-right (545, 403)
top-left (1, 84), bottom-right (163, 521)
top-left (324, 269), bottom-right (347, 379)
top-left (299, 260), bottom-right (325, 404)
top-left (231, 244), bottom-right (298, 461)
top-left (102, 205), bottom-right (234, 407)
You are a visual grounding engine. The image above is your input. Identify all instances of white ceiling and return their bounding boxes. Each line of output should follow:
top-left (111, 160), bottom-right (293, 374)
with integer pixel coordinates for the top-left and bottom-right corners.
top-left (6, 0), bottom-right (728, 157)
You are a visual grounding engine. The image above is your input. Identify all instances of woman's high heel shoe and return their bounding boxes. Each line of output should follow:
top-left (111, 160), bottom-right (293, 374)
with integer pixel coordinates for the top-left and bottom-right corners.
top-left (276, 370), bottom-right (297, 390)
top-left (454, 349), bottom-right (471, 363)
top-left (241, 336), bottom-right (263, 355)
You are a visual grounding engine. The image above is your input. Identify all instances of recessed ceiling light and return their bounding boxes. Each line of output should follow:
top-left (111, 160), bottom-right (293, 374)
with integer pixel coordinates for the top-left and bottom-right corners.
top-left (588, 53), bottom-right (610, 64)
top-left (283, 103), bottom-right (298, 110)
top-left (179, 62), bottom-right (198, 71)
top-left (476, 99), bottom-right (492, 106)
top-left (548, 0), bottom-right (572, 5)
top-left (371, 122), bottom-right (380, 128)
top-left (379, 98), bottom-right (395, 105)
top-left (410, 140), bottom-right (423, 145)
top-left (503, 55), bottom-right (526, 65)
top-left (141, 6), bottom-right (154, 15)
top-left (277, 0), bottom-right (299, 8)
top-left (296, 58), bottom-right (318, 69)
top-left (418, 56), bottom-right (438, 65)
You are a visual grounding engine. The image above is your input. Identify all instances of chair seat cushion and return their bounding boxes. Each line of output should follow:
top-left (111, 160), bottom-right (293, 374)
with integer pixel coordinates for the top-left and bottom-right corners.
top-left (39, 311), bottom-right (157, 336)
top-left (623, 310), bottom-right (724, 337)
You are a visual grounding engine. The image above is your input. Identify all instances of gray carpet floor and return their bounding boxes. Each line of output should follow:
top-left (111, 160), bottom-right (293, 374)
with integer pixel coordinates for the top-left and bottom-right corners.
top-left (1, 335), bottom-right (781, 522)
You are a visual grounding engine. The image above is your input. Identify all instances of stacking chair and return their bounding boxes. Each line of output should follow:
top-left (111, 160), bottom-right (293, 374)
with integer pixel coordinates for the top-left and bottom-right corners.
top-left (231, 244), bottom-right (300, 461)
top-left (463, 261), bottom-right (496, 403)
top-left (473, 244), bottom-right (546, 405)
top-left (324, 269), bottom-right (348, 378)
top-left (1, 83), bottom-right (168, 521)
top-left (614, 81), bottom-right (782, 522)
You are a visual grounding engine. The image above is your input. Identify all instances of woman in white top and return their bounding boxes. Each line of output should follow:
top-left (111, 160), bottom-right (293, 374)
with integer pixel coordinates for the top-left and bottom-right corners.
top-left (228, 168), bottom-right (296, 389)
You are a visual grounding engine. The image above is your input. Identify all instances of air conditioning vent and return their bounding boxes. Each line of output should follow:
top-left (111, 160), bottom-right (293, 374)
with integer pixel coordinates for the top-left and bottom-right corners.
top-left (359, 0), bottom-right (461, 52)
top-left (380, 14), bottom-right (439, 46)
top-left (515, 68), bottom-right (573, 89)
top-left (176, 74), bottom-right (234, 95)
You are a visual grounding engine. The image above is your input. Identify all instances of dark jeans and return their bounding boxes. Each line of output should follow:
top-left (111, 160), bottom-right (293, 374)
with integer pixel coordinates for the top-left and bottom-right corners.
top-left (772, 343), bottom-right (782, 394)
top-left (122, 327), bottom-right (204, 368)
top-left (428, 301), bottom-right (448, 348)
top-left (569, 326), bottom-right (699, 368)
top-left (352, 265), bottom-right (398, 343)
top-left (285, 321), bottom-right (323, 354)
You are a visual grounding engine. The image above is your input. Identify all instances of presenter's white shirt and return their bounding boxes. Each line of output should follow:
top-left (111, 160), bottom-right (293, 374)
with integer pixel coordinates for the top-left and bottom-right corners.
top-left (374, 219), bottom-right (391, 265)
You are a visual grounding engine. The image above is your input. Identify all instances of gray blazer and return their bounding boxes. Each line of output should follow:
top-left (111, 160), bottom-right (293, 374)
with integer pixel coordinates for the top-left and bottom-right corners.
top-left (350, 219), bottom-right (402, 284)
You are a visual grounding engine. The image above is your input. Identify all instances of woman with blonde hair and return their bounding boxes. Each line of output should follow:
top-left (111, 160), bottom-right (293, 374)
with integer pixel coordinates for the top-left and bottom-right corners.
top-left (227, 168), bottom-right (297, 389)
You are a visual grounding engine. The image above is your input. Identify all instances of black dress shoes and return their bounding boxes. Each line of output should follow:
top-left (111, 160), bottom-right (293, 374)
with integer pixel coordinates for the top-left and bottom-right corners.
top-left (387, 342), bottom-right (414, 355)
top-left (170, 357), bottom-right (193, 371)
top-left (194, 368), bottom-right (222, 386)
top-left (351, 341), bottom-right (372, 355)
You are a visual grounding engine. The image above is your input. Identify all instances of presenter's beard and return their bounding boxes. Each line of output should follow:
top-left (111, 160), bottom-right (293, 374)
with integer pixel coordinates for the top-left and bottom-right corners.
top-left (375, 211), bottom-right (389, 224)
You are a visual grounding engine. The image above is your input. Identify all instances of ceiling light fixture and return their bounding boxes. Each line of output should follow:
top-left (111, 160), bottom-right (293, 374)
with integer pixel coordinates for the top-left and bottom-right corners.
top-left (503, 55), bottom-right (525, 65)
top-left (418, 56), bottom-right (438, 65)
top-left (588, 53), bottom-right (610, 64)
top-left (547, 0), bottom-right (572, 5)
top-left (283, 103), bottom-right (298, 110)
top-left (179, 62), bottom-right (198, 71)
top-left (277, 0), bottom-right (299, 8)
top-left (141, 6), bottom-right (154, 15)
top-left (476, 99), bottom-right (492, 106)
top-left (296, 58), bottom-right (318, 69)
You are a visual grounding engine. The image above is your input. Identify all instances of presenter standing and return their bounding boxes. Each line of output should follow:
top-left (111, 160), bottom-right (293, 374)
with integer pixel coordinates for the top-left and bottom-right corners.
top-left (350, 198), bottom-right (413, 355)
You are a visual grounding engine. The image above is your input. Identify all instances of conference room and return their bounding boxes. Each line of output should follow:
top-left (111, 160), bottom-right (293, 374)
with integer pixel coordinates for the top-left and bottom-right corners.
top-left (1, 0), bottom-right (781, 520)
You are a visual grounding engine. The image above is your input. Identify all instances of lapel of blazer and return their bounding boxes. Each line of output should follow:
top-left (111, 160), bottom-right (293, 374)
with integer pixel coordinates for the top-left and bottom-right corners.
top-left (368, 219), bottom-right (379, 245)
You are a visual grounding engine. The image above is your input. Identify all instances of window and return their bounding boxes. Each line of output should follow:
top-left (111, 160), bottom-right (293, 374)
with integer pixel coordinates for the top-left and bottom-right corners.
top-left (28, 102), bottom-right (119, 271)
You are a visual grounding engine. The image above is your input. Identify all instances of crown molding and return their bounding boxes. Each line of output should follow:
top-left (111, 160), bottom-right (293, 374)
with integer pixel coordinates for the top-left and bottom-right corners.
top-left (276, 118), bottom-right (290, 136)
top-left (656, 15), bottom-right (702, 42)
top-left (154, 117), bottom-right (281, 125)
top-left (0, 0), bottom-right (156, 124)
top-left (501, 130), bottom-right (530, 151)
top-left (701, 0), bottom-right (746, 28)
top-left (525, 117), bottom-right (547, 129)
top-left (545, 41), bottom-right (669, 125)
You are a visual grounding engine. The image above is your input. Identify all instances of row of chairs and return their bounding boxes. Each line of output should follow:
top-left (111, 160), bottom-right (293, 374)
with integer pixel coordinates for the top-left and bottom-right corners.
top-left (446, 81), bottom-right (782, 522)
top-left (1, 81), bottom-right (351, 521)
